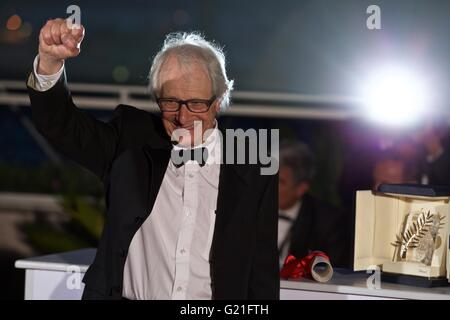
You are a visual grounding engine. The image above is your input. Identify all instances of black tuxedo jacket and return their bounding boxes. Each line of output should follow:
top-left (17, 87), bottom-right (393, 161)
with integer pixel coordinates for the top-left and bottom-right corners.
top-left (27, 73), bottom-right (279, 300)
top-left (288, 194), bottom-right (350, 268)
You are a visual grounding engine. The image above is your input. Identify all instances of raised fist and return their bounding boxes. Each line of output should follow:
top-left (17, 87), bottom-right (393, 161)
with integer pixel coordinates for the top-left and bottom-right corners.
top-left (38, 18), bottom-right (85, 74)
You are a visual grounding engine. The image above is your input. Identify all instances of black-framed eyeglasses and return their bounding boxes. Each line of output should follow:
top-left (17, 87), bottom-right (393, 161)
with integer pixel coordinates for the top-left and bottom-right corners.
top-left (156, 96), bottom-right (217, 113)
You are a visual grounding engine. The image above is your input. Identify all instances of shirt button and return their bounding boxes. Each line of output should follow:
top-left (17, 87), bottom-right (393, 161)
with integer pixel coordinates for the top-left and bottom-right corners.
top-left (180, 249), bottom-right (186, 255)
top-left (177, 286), bottom-right (183, 292)
top-left (188, 173), bottom-right (194, 178)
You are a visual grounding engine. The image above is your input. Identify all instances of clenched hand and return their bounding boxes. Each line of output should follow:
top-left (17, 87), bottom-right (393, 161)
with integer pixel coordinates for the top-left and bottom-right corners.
top-left (37, 18), bottom-right (85, 75)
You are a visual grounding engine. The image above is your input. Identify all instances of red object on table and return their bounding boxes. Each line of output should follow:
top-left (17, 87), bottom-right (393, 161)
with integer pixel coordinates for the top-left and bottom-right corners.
top-left (280, 251), bottom-right (330, 279)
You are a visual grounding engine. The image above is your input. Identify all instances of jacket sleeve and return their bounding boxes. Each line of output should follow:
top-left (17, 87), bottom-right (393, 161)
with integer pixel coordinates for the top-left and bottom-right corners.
top-left (27, 70), bottom-right (123, 181)
top-left (248, 172), bottom-right (280, 299)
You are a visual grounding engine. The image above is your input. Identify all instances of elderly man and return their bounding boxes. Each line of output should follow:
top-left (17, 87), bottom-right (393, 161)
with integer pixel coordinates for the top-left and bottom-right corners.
top-left (27, 18), bottom-right (279, 300)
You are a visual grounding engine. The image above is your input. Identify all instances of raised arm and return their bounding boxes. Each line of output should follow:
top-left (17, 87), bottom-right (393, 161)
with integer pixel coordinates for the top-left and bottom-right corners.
top-left (28, 18), bottom-right (121, 181)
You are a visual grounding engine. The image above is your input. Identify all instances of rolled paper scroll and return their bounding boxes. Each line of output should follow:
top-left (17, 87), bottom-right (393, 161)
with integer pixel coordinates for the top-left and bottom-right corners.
top-left (280, 251), bottom-right (333, 283)
top-left (310, 254), bottom-right (333, 282)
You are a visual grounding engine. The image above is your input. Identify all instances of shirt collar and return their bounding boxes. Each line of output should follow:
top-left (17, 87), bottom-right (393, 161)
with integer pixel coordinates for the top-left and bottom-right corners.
top-left (279, 200), bottom-right (302, 221)
top-left (168, 121), bottom-right (221, 180)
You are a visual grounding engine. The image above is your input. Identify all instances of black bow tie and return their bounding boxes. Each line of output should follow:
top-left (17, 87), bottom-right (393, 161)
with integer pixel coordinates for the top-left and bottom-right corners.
top-left (171, 147), bottom-right (209, 168)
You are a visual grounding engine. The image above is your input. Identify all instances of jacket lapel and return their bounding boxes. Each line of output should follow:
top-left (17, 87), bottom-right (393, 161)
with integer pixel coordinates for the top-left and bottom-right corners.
top-left (210, 130), bottom-right (251, 282)
top-left (213, 127), bottom-right (251, 230)
top-left (290, 194), bottom-right (313, 255)
top-left (214, 164), bottom-right (249, 230)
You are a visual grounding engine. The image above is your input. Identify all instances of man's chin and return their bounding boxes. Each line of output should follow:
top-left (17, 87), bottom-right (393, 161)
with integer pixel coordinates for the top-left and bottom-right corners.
top-left (168, 127), bottom-right (204, 148)
top-left (176, 137), bottom-right (193, 148)
top-left (174, 135), bottom-right (205, 148)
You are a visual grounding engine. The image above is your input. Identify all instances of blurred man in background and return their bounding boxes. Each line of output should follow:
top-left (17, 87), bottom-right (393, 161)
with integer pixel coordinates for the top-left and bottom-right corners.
top-left (414, 118), bottom-right (450, 186)
top-left (372, 153), bottom-right (419, 191)
top-left (278, 141), bottom-right (350, 269)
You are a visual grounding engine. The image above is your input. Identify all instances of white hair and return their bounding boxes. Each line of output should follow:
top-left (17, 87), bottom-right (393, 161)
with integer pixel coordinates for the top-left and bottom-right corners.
top-left (148, 32), bottom-right (234, 111)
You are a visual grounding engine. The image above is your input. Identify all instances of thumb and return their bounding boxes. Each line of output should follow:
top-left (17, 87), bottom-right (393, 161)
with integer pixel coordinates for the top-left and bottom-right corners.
top-left (71, 26), bottom-right (85, 42)
top-left (71, 25), bottom-right (82, 35)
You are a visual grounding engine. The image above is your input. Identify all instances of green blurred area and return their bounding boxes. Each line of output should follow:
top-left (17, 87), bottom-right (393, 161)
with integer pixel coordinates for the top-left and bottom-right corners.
top-left (0, 162), bottom-right (105, 254)
top-left (0, 162), bottom-right (103, 196)
top-left (19, 194), bottom-right (105, 254)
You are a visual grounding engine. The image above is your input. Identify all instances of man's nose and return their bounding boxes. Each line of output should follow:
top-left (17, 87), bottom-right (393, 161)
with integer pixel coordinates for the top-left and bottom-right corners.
top-left (177, 103), bottom-right (191, 124)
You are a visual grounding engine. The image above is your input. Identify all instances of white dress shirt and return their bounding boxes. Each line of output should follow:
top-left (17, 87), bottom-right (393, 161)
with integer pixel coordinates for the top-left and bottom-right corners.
top-left (30, 55), bottom-right (64, 91)
top-left (30, 55), bottom-right (221, 299)
top-left (122, 127), bottom-right (221, 300)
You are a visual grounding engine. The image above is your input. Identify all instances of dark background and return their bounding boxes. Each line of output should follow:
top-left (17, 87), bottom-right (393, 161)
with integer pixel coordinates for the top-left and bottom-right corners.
top-left (1, 0), bottom-right (450, 98)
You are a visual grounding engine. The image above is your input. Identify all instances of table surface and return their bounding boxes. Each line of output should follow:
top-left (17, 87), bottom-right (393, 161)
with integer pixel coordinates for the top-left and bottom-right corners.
top-left (281, 269), bottom-right (450, 299)
top-left (15, 248), bottom-right (96, 273)
top-left (15, 249), bottom-right (450, 299)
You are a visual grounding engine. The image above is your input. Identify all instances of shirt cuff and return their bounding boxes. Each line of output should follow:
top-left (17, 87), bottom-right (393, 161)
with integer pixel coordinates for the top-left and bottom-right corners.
top-left (29, 54), bottom-right (65, 91)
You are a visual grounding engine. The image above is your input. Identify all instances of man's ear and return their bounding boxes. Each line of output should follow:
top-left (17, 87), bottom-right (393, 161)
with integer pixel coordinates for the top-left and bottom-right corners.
top-left (295, 181), bottom-right (310, 198)
top-left (215, 97), bottom-right (223, 113)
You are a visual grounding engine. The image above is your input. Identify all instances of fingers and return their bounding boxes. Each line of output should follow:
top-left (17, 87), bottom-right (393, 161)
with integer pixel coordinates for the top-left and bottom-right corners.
top-left (60, 20), bottom-right (69, 37)
top-left (41, 21), bottom-right (53, 46)
top-left (50, 19), bottom-right (63, 45)
top-left (40, 19), bottom-right (63, 46)
top-left (61, 34), bottom-right (76, 51)
top-left (71, 25), bottom-right (85, 43)
top-left (39, 18), bottom-right (85, 60)
top-left (64, 23), bottom-right (84, 53)
top-left (60, 22), bottom-right (76, 50)
top-left (39, 27), bottom-right (54, 56)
